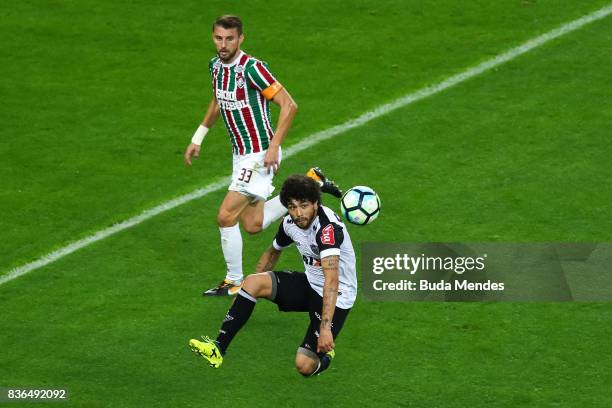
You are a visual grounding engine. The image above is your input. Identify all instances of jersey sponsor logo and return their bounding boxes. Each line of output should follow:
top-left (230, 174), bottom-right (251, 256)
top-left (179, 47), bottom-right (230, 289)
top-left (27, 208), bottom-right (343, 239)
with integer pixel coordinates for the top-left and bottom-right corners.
top-left (321, 224), bottom-right (335, 245)
top-left (216, 89), bottom-right (237, 100)
top-left (218, 99), bottom-right (248, 110)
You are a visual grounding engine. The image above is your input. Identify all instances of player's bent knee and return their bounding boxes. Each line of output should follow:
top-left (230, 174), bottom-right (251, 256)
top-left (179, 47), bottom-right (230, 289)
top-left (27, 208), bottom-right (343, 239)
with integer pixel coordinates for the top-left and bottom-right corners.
top-left (296, 365), bottom-right (315, 377)
top-left (217, 210), bottom-right (237, 227)
top-left (242, 275), bottom-right (260, 296)
top-left (295, 353), bottom-right (318, 377)
top-left (242, 220), bottom-right (263, 235)
top-left (242, 273), bottom-right (272, 298)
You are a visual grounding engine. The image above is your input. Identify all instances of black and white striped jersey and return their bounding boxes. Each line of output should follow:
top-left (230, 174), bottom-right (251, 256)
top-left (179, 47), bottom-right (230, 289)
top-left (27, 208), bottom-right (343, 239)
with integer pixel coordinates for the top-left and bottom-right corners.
top-left (272, 205), bottom-right (357, 309)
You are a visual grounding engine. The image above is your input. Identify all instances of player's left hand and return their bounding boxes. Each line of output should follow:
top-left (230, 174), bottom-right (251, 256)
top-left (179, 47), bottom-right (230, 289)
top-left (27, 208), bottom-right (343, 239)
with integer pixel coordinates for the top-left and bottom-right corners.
top-left (263, 145), bottom-right (280, 174)
top-left (317, 328), bottom-right (335, 353)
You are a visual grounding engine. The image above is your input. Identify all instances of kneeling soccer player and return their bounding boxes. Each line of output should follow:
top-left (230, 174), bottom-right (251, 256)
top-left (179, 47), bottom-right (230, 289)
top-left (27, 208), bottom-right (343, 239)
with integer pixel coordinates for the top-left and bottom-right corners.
top-left (189, 174), bottom-right (357, 376)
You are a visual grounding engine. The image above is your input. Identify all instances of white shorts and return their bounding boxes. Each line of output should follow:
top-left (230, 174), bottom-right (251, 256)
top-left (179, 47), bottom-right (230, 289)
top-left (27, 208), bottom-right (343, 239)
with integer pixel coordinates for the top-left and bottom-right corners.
top-left (228, 147), bottom-right (282, 201)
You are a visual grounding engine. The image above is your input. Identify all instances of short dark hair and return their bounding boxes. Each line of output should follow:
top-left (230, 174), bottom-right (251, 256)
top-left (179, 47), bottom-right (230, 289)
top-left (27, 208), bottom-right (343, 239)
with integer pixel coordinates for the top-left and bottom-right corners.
top-left (280, 175), bottom-right (321, 207)
top-left (213, 15), bottom-right (243, 36)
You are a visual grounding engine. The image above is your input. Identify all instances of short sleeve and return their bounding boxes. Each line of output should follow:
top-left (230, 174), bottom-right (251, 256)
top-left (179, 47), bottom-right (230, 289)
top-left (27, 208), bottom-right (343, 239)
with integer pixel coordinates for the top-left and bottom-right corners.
top-left (316, 223), bottom-right (344, 259)
top-left (246, 61), bottom-right (282, 100)
top-left (272, 220), bottom-right (293, 250)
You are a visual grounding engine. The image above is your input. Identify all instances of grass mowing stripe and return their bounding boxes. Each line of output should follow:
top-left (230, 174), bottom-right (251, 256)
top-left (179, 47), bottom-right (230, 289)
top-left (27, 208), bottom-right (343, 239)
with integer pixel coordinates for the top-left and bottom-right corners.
top-left (2, 3), bottom-right (611, 287)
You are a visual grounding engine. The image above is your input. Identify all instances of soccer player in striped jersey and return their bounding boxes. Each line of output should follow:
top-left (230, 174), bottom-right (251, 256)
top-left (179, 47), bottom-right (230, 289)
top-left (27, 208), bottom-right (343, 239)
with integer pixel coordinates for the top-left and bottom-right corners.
top-left (183, 15), bottom-right (342, 296)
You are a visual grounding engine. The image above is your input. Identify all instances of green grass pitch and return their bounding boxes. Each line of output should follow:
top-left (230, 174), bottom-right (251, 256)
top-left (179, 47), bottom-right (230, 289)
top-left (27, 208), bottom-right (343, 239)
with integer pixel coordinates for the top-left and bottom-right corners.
top-left (1, 1), bottom-right (611, 407)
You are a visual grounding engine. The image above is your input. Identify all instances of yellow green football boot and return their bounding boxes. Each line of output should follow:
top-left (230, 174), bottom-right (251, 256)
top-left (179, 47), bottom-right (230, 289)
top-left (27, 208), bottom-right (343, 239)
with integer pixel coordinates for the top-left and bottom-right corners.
top-left (189, 336), bottom-right (223, 368)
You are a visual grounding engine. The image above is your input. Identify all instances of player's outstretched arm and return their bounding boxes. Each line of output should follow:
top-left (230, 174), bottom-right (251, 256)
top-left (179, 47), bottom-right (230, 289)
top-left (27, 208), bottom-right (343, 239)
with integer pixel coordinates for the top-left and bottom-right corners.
top-left (184, 96), bottom-right (221, 166)
top-left (255, 245), bottom-right (283, 273)
top-left (318, 255), bottom-right (339, 353)
top-left (263, 89), bottom-right (297, 173)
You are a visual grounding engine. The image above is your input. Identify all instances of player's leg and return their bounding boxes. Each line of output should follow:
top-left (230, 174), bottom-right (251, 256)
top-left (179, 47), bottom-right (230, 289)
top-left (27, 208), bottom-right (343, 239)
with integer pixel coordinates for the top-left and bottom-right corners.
top-left (294, 323), bottom-right (335, 377)
top-left (306, 167), bottom-right (343, 198)
top-left (203, 191), bottom-right (251, 296)
top-left (295, 348), bottom-right (320, 376)
top-left (217, 190), bottom-right (253, 227)
top-left (265, 270), bottom-right (322, 376)
top-left (239, 195), bottom-right (287, 234)
top-left (205, 149), bottom-right (287, 294)
top-left (216, 271), bottom-right (311, 355)
top-left (238, 199), bottom-right (263, 234)
top-left (294, 288), bottom-right (351, 377)
top-left (206, 147), bottom-right (273, 296)
top-left (214, 272), bottom-right (273, 352)
top-left (189, 272), bottom-right (273, 367)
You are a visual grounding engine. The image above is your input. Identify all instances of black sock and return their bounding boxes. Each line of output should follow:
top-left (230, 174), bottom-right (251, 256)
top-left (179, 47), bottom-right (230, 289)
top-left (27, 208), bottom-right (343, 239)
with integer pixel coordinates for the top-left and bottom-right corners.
top-left (216, 289), bottom-right (257, 355)
top-left (310, 353), bottom-right (333, 376)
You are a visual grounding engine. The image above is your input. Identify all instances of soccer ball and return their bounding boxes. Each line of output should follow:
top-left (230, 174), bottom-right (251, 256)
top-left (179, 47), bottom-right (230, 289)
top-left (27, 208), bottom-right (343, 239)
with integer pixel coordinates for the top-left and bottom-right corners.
top-left (340, 186), bottom-right (381, 225)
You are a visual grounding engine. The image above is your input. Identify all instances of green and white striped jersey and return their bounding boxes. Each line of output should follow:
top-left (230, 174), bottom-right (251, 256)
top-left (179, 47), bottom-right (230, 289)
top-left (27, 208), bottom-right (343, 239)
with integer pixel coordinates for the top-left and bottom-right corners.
top-left (209, 51), bottom-right (282, 156)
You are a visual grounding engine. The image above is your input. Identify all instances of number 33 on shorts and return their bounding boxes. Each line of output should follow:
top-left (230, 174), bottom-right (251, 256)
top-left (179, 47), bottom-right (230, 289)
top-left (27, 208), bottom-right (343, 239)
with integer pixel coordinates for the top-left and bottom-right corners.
top-left (229, 148), bottom-right (281, 201)
top-left (238, 168), bottom-right (253, 183)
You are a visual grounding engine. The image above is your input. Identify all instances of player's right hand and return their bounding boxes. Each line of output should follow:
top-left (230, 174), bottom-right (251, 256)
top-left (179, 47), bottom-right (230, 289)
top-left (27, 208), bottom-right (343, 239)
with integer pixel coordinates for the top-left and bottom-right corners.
top-left (317, 328), bottom-right (335, 353)
top-left (184, 143), bottom-right (201, 166)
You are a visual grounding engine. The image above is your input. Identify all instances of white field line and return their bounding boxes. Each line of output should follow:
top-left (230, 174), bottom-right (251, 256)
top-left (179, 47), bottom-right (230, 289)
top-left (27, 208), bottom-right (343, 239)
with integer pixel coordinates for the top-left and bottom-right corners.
top-left (2, 4), bottom-right (611, 287)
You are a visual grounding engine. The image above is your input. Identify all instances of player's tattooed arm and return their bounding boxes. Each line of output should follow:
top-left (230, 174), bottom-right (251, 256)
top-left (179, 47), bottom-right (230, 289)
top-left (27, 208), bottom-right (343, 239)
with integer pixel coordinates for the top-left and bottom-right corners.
top-left (318, 255), bottom-right (339, 353)
top-left (255, 246), bottom-right (282, 273)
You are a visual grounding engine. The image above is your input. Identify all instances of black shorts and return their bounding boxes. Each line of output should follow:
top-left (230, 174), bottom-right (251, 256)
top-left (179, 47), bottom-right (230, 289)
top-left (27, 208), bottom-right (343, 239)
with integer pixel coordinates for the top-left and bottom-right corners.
top-left (268, 271), bottom-right (351, 357)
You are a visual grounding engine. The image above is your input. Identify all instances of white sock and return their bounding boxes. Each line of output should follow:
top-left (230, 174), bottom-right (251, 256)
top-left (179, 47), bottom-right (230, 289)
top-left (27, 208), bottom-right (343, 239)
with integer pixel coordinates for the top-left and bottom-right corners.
top-left (219, 224), bottom-right (243, 282)
top-left (262, 195), bottom-right (287, 229)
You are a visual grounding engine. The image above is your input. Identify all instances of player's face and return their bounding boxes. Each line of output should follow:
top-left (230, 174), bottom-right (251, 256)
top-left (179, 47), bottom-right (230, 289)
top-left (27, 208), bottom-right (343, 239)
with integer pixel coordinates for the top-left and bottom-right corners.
top-left (287, 199), bottom-right (319, 229)
top-left (212, 26), bottom-right (243, 63)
